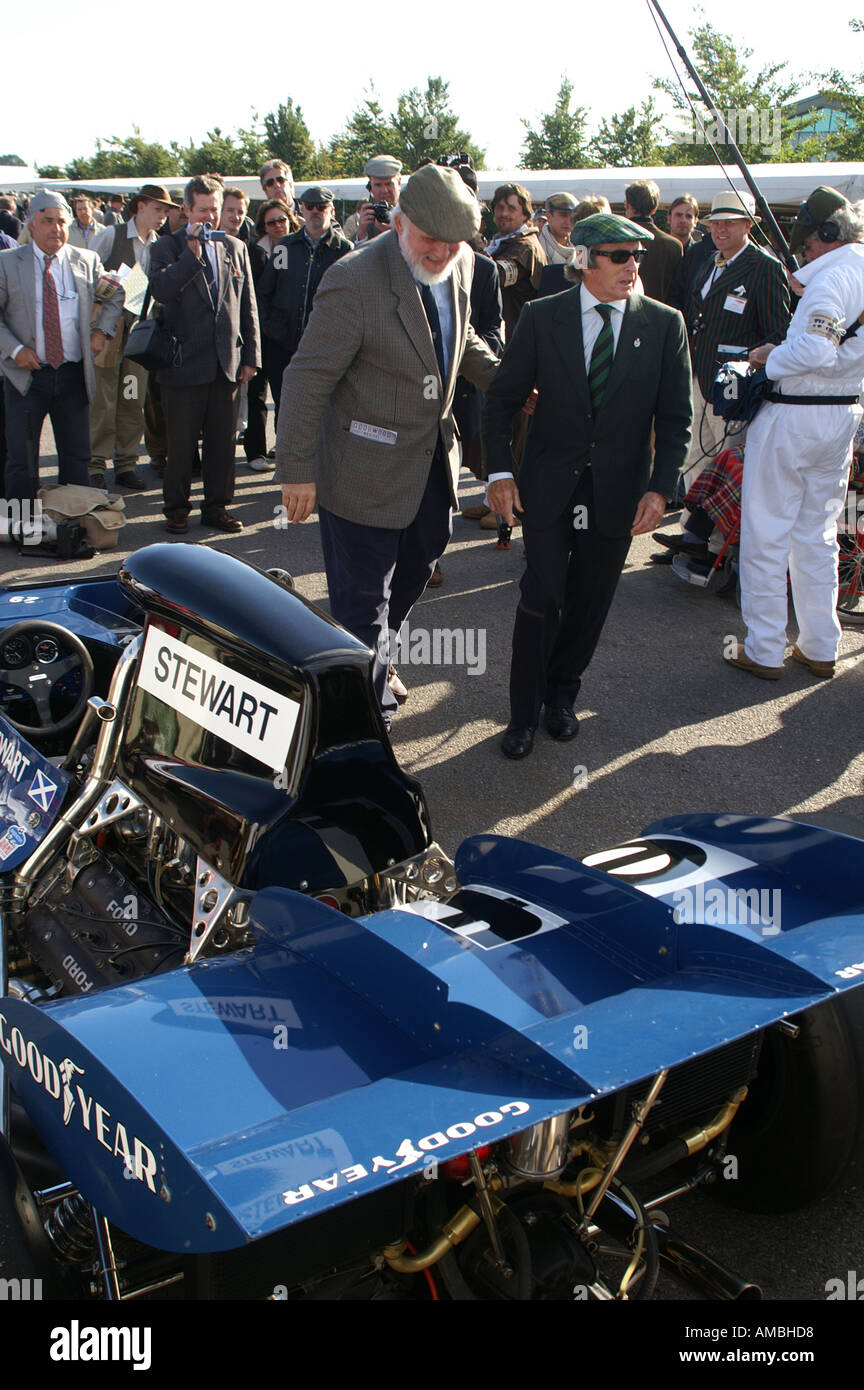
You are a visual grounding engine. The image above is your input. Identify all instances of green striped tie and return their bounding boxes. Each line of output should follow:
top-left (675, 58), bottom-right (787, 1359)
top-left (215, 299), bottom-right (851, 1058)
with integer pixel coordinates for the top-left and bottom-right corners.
top-left (588, 303), bottom-right (614, 415)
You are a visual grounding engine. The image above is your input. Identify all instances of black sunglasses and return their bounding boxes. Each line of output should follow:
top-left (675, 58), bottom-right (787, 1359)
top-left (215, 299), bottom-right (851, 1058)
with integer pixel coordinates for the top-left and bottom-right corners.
top-left (302, 203), bottom-right (329, 212)
top-left (264, 176), bottom-right (287, 187)
top-left (593, 248), bottom-right (648, 265)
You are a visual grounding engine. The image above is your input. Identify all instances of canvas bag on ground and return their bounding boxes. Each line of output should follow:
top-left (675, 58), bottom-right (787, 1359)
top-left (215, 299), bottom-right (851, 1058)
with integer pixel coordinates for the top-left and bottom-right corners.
top-left (38, 485), bottom-right (127, 550)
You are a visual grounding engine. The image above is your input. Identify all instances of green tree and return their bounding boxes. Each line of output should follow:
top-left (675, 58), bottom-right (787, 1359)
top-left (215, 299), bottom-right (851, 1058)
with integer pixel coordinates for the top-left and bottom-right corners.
top-left (653, 21), bottom-right (801, 164)
top-left (519, 78), bottom-right (594, 169)
top-left (262, 99), bottom-right (317, 178)
top-left (592, 99), bottom-right (665, 167)
top-left (0, 154), bottom-right (26, 166)
top-left (326, 79), bottom-right (483, 176)
top-left (326, 91), bottom-right (396, 176)
top-left (36, 164), bottom-right (66, 179)
top-left (65, 129), bottom-right (184, 179)
top-left (185, 127), bottom-right (241, 176)
top-left (814, 19), bottom-right (864, 160)
top-left (234, 117), bottom-right (272, 175)
top-left (389, 77), bottom-right (484, 169)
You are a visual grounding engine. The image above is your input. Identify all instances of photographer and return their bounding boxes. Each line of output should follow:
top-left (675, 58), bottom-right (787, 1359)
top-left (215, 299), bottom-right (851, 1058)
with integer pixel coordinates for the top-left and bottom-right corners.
top-left (344, 155), bottom-right (402, 244)
top-left (147, 175), bottom-right (260, 534)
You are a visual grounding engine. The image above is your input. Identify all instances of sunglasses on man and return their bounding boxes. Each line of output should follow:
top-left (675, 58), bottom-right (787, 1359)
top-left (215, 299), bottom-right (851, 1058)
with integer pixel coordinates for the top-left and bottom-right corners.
top-left (301, 203), bottom-right (329, 212)
top-left (592, 248), bottom-right (647, 264)
top-left (264, 175), bottom-right (288, 188)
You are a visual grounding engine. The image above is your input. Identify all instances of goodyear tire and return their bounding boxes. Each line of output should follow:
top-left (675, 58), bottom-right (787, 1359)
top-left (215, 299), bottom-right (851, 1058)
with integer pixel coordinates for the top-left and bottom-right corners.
top-left (713, 990), bottom-right (864, 1213)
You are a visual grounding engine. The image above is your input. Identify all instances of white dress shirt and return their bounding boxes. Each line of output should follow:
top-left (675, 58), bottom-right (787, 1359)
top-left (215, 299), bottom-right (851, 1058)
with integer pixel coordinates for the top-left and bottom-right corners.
top-left (425, 277), bottom-right (454, 381)
top-left (92, 216), bottom-right (158, 275)
top-left (579, 283), bottom-right (627, 371)
top-left (700, 242), bottom-right (746, 298)
top-left (488, 284), bottom-right (628, 484)
top-left (30, 244), bottom-right (81, 364)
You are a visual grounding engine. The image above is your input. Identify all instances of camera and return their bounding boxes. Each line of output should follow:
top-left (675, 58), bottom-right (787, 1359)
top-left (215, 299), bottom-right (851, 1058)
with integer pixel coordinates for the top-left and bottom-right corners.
top-left (368, 202), bottom-right (393, 226)
top-left (188, 222), bottom-right (227, 243)
top-left (438, 153), bottom-right (473, 170)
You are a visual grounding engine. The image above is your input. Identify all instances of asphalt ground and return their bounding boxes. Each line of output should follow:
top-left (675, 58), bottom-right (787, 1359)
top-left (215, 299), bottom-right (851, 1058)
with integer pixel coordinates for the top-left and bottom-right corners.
top-left (3, 424), bottom-right (864, 1310)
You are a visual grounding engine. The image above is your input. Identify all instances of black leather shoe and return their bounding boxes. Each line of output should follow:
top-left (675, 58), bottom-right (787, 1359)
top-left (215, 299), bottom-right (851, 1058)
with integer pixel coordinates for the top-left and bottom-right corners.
top-left (501, 725), bottom-right (536, 759)
top-left (649, 550), bottom-right (675, 565)
top-left (89, 472), bottom-right (106, 489)
top-left (201, 509), bottom-right (243, 533)
top-left (544, 706), bottom-right (579, 740)
top-left (115, 468), bottom-right (147, 491)
top-left (651, 531), bottom-right (709, 560)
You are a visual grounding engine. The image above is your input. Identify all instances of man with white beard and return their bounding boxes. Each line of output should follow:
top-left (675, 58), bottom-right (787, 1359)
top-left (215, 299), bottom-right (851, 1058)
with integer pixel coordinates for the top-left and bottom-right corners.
top-left (275, 163), bottom-right (500, 721)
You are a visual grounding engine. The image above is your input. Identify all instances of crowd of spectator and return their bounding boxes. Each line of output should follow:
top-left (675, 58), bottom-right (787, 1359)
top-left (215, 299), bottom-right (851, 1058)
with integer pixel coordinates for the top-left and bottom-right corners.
top-left (1, 163), bottom-right (860, 741)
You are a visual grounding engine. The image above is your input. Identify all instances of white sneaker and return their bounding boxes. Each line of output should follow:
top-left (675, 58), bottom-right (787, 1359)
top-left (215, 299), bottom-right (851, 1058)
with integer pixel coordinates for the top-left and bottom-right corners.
top-left (247, 456), bottom-right (275, 471)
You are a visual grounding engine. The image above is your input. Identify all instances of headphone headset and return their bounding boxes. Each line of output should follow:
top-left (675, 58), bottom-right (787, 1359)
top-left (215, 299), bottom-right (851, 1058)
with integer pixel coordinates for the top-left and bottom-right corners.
top-left (796, 200), bottom-right (842, 244)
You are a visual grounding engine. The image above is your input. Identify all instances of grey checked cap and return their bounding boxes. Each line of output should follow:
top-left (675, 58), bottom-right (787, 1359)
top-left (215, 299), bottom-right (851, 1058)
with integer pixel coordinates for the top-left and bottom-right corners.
top-left (364, 155), bottom-right (403, 179)
top-left (398, 164), bottom-right (480, 242)
top-left (28, 190), bottom-right (73, 219)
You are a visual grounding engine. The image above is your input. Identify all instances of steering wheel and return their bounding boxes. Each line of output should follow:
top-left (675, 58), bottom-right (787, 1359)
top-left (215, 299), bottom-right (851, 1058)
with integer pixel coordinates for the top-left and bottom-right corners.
top-left (0, 621), bottom-right (95, 737)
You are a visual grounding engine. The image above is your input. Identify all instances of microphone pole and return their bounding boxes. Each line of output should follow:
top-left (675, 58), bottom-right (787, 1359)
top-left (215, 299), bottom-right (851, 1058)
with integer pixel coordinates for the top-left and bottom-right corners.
top-left (647, 0), bottom-right (798, 271)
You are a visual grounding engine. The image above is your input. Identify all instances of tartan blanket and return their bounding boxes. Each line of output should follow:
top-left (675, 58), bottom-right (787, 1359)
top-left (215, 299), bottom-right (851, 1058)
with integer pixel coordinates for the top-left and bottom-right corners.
top-left (685, 447), bottom-right (744, 540)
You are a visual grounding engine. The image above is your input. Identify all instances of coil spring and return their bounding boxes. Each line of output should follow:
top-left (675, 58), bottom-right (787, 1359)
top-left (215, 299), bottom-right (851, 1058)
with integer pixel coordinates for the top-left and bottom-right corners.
top-left (45, 1193), bottom-right (95, 1263)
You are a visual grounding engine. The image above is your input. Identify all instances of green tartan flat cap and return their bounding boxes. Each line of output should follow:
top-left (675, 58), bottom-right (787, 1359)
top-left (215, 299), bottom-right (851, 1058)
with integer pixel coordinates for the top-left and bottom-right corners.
top-left (571, 213), bottom-right (654, 246)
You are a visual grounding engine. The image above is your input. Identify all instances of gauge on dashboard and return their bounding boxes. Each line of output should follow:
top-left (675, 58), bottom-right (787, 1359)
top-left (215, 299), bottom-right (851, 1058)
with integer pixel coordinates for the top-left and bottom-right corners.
top-left (1, 636), bottom-right (31, 668)
top-left (34, 637), bottom-right (60, 664)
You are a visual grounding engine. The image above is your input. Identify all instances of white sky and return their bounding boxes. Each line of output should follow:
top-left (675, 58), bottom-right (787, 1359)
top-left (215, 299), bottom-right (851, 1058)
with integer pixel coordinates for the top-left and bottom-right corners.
top-left (5, 1), bottom-right (861, 171)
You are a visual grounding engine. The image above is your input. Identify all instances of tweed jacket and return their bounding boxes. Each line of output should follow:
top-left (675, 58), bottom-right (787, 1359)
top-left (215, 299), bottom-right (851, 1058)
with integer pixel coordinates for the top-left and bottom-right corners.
top-left (0, 243), bottom-right (125, 399)
top-left (275, 232), bottom-right (499, 529)
top-left (146, 229), bottom-right (260, 388)
top-left (482, 286), bottom-right (692, 538)
top-left (686, 241), bottom-right (791, 396)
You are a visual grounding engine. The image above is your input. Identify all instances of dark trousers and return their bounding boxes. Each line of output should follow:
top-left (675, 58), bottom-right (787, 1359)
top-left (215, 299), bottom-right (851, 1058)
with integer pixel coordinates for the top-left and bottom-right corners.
top-left (509, 469), bottom-right (632, 728)
top-left (318, 449), bottom-right (452, 716)
top-left (143, 374), bottom-right (167, 461)
top-left (3, 364), bottom-right (91, 504)
top-left (161, 375), bottom-right (237, 519)
top-left (264, 339), bottom-right (292, 434)
top-left (243, 368), bottom-right (268, 460)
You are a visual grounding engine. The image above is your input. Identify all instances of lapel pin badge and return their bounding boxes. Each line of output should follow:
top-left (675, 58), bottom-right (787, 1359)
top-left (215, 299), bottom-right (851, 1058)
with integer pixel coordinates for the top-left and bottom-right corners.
top-left (633, 337), bottom-right (641, 347)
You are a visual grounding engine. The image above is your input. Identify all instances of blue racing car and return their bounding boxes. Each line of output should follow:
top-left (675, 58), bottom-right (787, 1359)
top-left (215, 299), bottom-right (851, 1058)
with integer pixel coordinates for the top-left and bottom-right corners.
top-left (1, 543), bottom-right (862, 1301)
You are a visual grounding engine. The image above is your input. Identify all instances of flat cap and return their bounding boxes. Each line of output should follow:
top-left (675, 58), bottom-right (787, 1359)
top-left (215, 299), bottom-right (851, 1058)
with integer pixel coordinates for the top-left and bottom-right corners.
top-left (365, 155), bottom-right (403, 179)
top-left (28, 190), bottom-right (73, 218)
top-left (571, 212), bottom-right (653, 246)
top-left (546, 191), bottom-right (579, 212)
top-left (705, 190), bottom-right (756, 221)
top-left (789, 185), bottom-right (848, 252)
top-left (298, 185), bottom-right (335, 205)
top-left (398, 164), bottom-right (480, 242)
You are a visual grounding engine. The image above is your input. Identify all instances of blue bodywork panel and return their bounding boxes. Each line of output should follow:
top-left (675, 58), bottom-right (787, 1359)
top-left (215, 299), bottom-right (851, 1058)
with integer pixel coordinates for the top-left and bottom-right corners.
top-left (0, 716), bottom-right (70, 869)
top-left (3, 816), bottom-right (863, 1254)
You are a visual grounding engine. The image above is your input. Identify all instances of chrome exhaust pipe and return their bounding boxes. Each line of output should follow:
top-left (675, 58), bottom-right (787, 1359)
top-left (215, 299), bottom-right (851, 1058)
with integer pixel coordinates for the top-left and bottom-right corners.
top-left (655, 1225), bottom-right (762, 1301)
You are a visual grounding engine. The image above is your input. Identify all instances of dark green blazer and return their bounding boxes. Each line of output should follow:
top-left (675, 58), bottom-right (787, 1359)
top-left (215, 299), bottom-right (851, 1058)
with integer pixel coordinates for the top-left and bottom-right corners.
top-left (482, 286), bottom-right (692, 538)
top-left (686, 242), bottom-right (791, 397)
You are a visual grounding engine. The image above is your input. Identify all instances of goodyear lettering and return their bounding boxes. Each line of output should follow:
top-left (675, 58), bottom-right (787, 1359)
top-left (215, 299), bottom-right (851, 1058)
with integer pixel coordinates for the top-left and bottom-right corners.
top-left (0, 1015), bottom-right (157, 1195)
top-left (281, 1102), bottom-right (531, 1208)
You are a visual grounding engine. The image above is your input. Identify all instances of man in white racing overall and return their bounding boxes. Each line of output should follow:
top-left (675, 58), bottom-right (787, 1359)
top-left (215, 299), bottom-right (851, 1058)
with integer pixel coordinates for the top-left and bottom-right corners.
top-left (727, 186), bottom-right (864, 679)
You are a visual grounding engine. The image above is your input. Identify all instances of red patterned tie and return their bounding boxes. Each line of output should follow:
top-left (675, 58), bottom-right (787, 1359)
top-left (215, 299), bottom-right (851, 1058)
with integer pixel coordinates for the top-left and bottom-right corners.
top-left (42, 255), bottom-right (64, 368)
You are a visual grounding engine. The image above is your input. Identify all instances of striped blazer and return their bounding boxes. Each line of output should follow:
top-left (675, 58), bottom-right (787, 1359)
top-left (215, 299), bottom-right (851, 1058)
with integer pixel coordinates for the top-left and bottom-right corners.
top-left (687, 242), bottom-right (791, 396)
